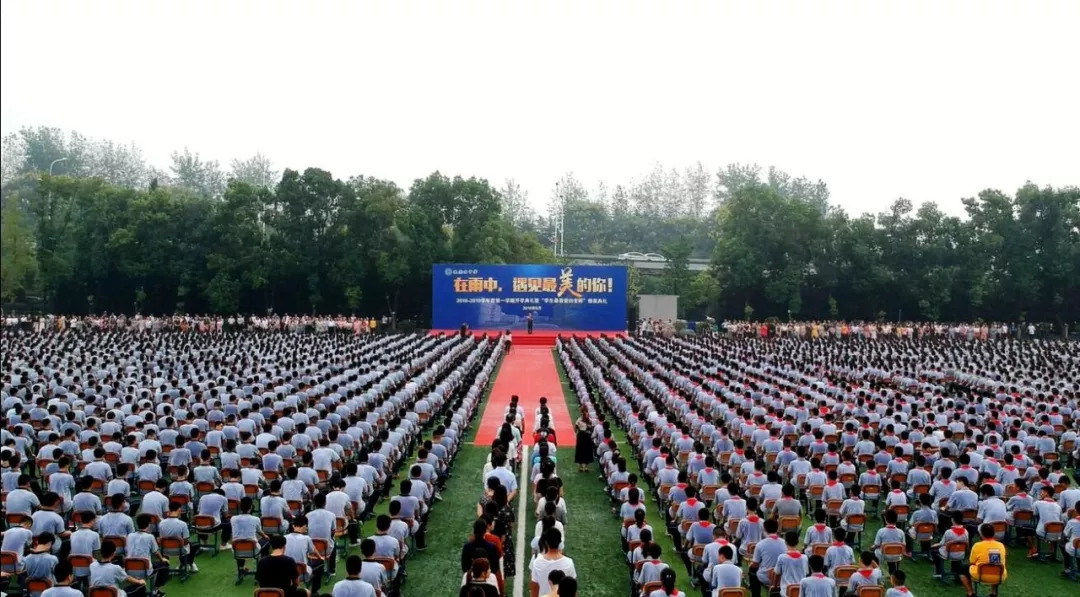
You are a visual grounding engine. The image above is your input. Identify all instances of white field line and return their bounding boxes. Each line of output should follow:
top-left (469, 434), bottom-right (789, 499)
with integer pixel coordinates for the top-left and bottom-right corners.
top-left (514, 443), bottom-right (530, 597)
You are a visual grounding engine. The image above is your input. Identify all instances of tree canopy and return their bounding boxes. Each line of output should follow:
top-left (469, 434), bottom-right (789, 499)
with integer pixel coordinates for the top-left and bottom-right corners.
top-left (2, 126), bottom-right (1077, 326)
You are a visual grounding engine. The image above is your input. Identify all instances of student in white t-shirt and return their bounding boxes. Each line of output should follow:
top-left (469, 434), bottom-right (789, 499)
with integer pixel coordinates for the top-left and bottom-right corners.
top-left (530, 529), bottom-right (576, 596)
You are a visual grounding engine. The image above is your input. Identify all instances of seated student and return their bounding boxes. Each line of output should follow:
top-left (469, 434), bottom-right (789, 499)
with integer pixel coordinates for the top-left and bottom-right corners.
top-left (159, 500), bottom-right (199, 572)
top-left (90, 540), bottom-right (146, 597)
top-left (1064, 509), bottom-right (1080, 575)
top-left (257, 535), bottom-right (307, 597)
top-left (705, 544), bottom-right (742, 592)
top-left (964, 523), bottom-right (1007, 597)
top-left (127, 512), bottom-right (171, 590)
top-left (636, 543), bottom-right (668, 586)
top-left (824, 529), bottom-right (855, 576)
top-left (846, 551), bottom-right (882, 596)
top-left (885, 569), bottom-right (912, 597)
top-left (907, 493), bottom-right (938, 552)
top-left (932, 511), bottom-right (969, 580)
top-left (873, 510), bottom-right (907, 573)
top-left (774, 531), bottom-right (809, 595)
top-left (647, 567), bottom-right (687, 597)
top-left (285, 515), bottom-right (325, 596)
top-left (41, 560), bottom-right (83, 597)
top-left (803, 508), bottom-right (833, 552)
top-left (357, 539), bottom-right (388, 590)
top-left (1031, 485), bottom-right (1063, 558)
top-left (31, 492), bottom-right (68, 556)
top-left (800, 554), bottom-right (838, 597)
top-left (23, 532), bottom-right (59, 583)
top-left (70, 512), bottom-right (102, 557)
top-left (332, 555), bottom-right (379, 597)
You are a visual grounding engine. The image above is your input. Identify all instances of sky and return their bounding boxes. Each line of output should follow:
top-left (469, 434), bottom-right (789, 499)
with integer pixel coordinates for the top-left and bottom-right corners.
top-left (2, 0), bottom-right (1078, 216)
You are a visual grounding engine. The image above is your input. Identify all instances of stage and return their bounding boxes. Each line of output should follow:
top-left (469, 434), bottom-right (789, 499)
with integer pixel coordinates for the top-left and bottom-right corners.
top-left (428, 328), bottom-right (627, 347)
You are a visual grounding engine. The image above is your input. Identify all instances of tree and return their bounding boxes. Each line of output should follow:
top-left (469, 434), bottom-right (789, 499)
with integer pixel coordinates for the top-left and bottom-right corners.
top-left (230, 153), bottom-right (279, 189)
top-left (661, 237), bottom-right (693, 298)
top-left (170, 148), bottom-right (225, 199)
top-left (0, 196), bottom-right (38, 301)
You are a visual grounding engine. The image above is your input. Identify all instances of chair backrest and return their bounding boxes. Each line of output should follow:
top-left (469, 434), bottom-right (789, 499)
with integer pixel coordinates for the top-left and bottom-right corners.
top-left (69, 554), bottom-right (94, 577)
top-left (977, 563), bottom-right (1005, 585)
top-left (26, 578), bottom-right (53, 597)
top-left (719, 589), bottom-right (747, 597)
top-left (371, 557), bottom-right (396, 572)
top-left (833, 565), bottom-right (857, 584)
top-left (780, 516), bottom-right (801, 533)
top-left (193, 514), bottom-right (216, 529)
top-left (125, 557), bottom-right (152, 578)
top-left (160, 536), bottom-right (187, 556)
top-left (914, 522), bottom-right (936, 540)
top-left (254, 589), bottom-right (286, 597)
top-left (856, 586), bottom-right (885, 597)
top-left (881, 542), bottom-right (905, 561)
top-left (312, 538), bottom-right (332, 558)
top-left (846, 514), bottom-right (866, 531)
top-left (1044, 521), bottom-right (1065, 539)
top-left (88, 587), bottom-right (120, 597)
top-left (261, 516), bottom-right (282, 533)
top-left (787, 585), bottom-right (801, 597)
top-left (811, 544), bottom-right (829, 558)
top-left (0, 551), bottom-right (19, 573)
top-left (946, 541), bottom-right (968, 560)
top-left (233, 538), bottom-right (259, 559)
top-left (641, 581), bottom-right (662, 595)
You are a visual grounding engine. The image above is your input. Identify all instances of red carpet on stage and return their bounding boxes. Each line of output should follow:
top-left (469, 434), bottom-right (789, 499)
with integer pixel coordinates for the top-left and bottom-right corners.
top-left (473, 346), bottom-right (575, 446)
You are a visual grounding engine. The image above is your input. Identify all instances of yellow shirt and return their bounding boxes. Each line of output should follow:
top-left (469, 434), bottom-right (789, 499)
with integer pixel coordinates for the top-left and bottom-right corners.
top-left (969, 539), bottom-right (1007, 581)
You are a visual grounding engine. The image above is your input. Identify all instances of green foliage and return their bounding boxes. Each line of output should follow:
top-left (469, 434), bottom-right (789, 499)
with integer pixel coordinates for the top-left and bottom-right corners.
top-left (0, 196), bottom-right (38, 301)
top-left (2, 164), bottom-right (552, 317)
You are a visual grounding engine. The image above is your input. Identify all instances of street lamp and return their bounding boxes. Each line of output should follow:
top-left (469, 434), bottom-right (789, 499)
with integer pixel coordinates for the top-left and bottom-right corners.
top-left (48, 157), bottom-right (68, 176)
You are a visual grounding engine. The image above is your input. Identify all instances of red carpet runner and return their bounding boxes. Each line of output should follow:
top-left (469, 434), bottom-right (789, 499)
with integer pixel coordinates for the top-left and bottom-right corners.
top-left (473, 346), bottom-right (575, 446)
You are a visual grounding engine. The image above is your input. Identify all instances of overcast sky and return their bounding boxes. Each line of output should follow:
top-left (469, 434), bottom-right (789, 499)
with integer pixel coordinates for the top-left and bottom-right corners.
top-left (3, 0), bottom-right (1077, 216)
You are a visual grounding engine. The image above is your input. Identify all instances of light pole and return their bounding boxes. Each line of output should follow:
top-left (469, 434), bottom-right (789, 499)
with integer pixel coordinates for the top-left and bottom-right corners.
top-left (48, 157), bottom-right (67, 176)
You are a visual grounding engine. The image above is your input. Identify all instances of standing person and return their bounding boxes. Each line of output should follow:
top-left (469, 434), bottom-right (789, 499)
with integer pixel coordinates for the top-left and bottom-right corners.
top-left (574, 414), bottom-right (595, 473)
top-left (257, 535), bottom-right (306, 597)
top-left (527, 312), bottom-right (535, 335)
top-left (530, 529), bottom-right (575, 597)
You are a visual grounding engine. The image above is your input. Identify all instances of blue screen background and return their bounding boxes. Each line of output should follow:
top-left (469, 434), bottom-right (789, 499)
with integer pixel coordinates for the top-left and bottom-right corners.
top-left (431, 263), bottom-right (628, 331)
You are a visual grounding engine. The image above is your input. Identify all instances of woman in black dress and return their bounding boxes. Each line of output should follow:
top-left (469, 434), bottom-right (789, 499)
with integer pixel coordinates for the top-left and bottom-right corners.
top-left (574, 414), bottom-right (595, 472)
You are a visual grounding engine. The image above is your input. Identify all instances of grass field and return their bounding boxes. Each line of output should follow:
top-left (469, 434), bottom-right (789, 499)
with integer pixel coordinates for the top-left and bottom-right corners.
top-left (552, 348), bottom-right (1080, 597)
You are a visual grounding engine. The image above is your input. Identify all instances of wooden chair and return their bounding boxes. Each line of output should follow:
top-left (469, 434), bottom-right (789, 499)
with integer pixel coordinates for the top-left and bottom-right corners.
top-left (1038, 521), bottom-right (1066, 560)
top-left (641, 581), bottom-right (663, 595)
top-left (880, 542), bottom-right (906, 565)
top-left (911, 522), bottom-right (936, 560)
top-left (261, 516), bottom-right (284, 535)
top-left (845, 514), bottom-right (867, 549)
top-left (88, 587), bottom-right (120, 597)
top-left (856, 586), bottom-right (884, 597)
top-left (159, 536), bottom-right (191, 581)
top-left (833, 565), bottom-right (857, 592)
top-left (26, 578), bottom-right (53, 597)
top-left (786, 585), bottom-right (801, 597)
top-left (192, 514), bottom-right (222, 555)
top-left (779, 515), bottom-right (801, 535)
top-left (124, 557), bottom-right (155, 595)
top-left (973, 563), bottom-right (1005, 594)
top-left (69, 554), bottom-right (94, 587)
top-left (717, 588), bottom-right (747, 597)
top-left (231, 538), bottom-right (259, 584)
top-left (253, 589), bottom-right (286, 597)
